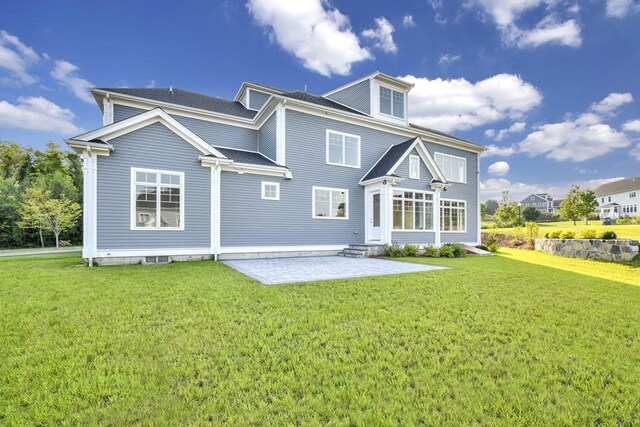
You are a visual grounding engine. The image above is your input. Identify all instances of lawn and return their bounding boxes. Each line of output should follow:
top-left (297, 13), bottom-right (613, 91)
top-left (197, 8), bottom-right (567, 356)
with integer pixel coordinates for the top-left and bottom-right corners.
top-left (487, 221), bottom-right (640, 240)
top-left (1, 253), bottom-right (640, 425)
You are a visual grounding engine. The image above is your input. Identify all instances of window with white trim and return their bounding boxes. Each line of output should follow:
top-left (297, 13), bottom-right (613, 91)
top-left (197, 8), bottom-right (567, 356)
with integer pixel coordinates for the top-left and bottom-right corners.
top-left (434, 152), bottom-right (466, 183)
top-left (326, 130), bottom-right (360, 168)
top-left (393, 190), bottom-right (434, 230)
top-left (631, 192), bottom-right (636, 198)
top-left (261, 181), bottom-right (280, 200)
top-left (440, 199), bottom-right (466, 232)
top-left (409, 155), bottom-right (420, 179)
top-left (132, 168), bottom-right (183, 230)
top-left (313, 187), bottom-right (348, 219)
top-left (379, 86), bottom-right (405, 119)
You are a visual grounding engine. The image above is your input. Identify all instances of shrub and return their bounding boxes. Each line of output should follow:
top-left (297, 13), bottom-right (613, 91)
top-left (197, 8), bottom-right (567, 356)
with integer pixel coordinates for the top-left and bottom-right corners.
top-left (404, 244), bottom-right (419, 257)
top-left (525, 221), bottom-right (539, 244)
top-left (423, 245), bottom-right (440, 257)
top-left (385, 243), bottom-right (405, 257)
top-left (439, 245), bottom-right (455, 258)
top-left (487, 242), bottom-right (500, 253)
top-left (443, 243), bottom-right (466, 257)
top-left (578, 229), bottom-right (598, 239)
top-left (600, 231), bottom-right (617, 240)
top-left (548, 230), bottom-right (562, 239)
top-left (559, 231), bottom-right (575, 239)
top-left (475, 244), bottom-right (489, 251)
top-left (512, 238), bottom-right (524, 247)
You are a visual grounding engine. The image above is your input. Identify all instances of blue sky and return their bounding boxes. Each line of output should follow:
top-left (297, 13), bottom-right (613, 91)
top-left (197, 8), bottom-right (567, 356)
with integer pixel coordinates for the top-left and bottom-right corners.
top-left (1, 0), bottom-right (639, 201)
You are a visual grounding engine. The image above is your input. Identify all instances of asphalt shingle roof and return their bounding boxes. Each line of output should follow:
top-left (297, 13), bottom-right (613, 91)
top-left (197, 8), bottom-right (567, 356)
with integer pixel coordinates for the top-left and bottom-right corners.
top-left (595, 176), bottom-right (640, 197)
top-left (212, 147), bottom-right (280, 167)
top-left (281, 91), bottom-right (365, 115)
top-left (361, 138), bottom-right (416, 182)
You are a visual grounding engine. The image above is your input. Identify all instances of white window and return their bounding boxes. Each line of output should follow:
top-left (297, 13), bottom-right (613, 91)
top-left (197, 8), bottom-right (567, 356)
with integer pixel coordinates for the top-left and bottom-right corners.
top-left (379, 86), bottom-right (405, 119)
top-left (131, 168), bottom-right (184, 230)
top-left (434, 152), bottom-right (466, 183)
top-left (313, 187), bottom-right (348, 219)
top-left (326, 130), bottom-right (360, 168)
top-left (440, 199), bottom-right (466, 232)
top-left (631, 192), bottom-right (636, 198)
top-left (409, 155), bottom-right (420, 179)
top-left (261, 181), bottom-right (280, 200)
top-left (393, 190), bottom-right (434, 231)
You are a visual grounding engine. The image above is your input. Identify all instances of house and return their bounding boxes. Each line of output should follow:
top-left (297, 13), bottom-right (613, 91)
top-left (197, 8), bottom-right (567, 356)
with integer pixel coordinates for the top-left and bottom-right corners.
top-left (594, 177), bottom-right (640, 219)
top-left (552, 199), bottom-right (563, 214)
top-left (520, 193), bottom-right (554, 213)
top-left (66, 71), bottom-right (484, 265)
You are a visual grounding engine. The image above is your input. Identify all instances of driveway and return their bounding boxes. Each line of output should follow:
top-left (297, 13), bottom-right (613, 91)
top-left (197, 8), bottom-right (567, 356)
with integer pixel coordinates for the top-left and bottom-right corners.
top-left (223, 256), bottom-right (448, 285)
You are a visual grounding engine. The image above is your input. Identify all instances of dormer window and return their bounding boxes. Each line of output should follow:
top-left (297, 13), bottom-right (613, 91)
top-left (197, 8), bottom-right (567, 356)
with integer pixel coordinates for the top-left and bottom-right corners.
top-left (380, 86), bottom-right (405, 119)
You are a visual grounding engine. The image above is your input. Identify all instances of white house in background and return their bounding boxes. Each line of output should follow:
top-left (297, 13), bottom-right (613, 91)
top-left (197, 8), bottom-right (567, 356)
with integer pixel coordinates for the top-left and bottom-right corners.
top-left (520, 193), bottom-right (554, 213)
top-left (595, 177), bottom-right (640, 219)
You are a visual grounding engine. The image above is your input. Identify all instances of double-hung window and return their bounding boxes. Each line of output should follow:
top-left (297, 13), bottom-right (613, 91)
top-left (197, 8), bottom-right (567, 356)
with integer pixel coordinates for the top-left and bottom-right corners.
top-left (313, 187), bottom-right (348, 219)
top-left (326, 130), bottom-right (360, 168)
top-left (409, 155), bottom-right (420, 179)
top-left (434, 152), bottom-right (466, 183)
top-left (132, 168), bottom-right (184, 230)
top-left (379, 86), bottom-right (405, 119)
top-left (261, 182), bottom-right (280, 200)
top-left (440, 199), bottom-right (466, 232)
top-left (392, 190), bottom-right (434, 230)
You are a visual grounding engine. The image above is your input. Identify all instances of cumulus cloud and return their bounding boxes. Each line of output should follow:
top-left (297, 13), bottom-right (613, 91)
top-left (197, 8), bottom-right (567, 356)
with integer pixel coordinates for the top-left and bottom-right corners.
top-left (510, 17), bottom-right (582, 48)
top-left (488, 161), bottom-right (510, 176)
top-left (401, 73), bottom-right (542, 133)
top-left (51, 60), bottom-right (95, 103)
top-left (0, 96), bottom-right (82, 134)
top-left (480, 177), bottom-right (623, 201)
top-left (247, 0), bottom-right (372, 76)
top-left (605, 0), bottom-right (640, 17)
top-left (623, 119), bottom-right (640, 132)
top-left (403, 14), bottom-right (416, 28)
top-left (482, 144), bottom-right (518, 157)
top-left (0, 30), bottom-right (40, 84)
top-left (485, 121), bottom-right (527, 141)
top-left (362, 17), bottom-right (397, 53)
top-left (589, 92), bottom-right (633, 115)
top-left (438, 53), bottom-right (461, 66)
top-left (631, 143), bottom-right (640, 160)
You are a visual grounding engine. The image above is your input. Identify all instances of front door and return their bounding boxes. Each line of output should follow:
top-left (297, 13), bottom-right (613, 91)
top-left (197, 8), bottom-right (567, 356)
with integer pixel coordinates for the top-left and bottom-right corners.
top-left (367, 190), bottom-right (381, 241)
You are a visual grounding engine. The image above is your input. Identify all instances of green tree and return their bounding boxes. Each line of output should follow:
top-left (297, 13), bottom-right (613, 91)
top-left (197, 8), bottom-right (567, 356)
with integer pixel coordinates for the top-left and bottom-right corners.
top-left (32, 170), bottom-right (79, 202)
top-left (494, 191), bottom-right (519, 227)
top-left (0, 176), bottom-right (26, 247)
top-left (559, 185), bottom-right (581, 225)
top-left (484, 199), bottom-right (499, 215)
top-left (0, 141), bottom-right (32, 180)
top-left (577, 189), bottom-right (598, 225)
top-left (522, 206), bottom-right (541, 222)
top-left (481, 202), bottom-right (487, 221)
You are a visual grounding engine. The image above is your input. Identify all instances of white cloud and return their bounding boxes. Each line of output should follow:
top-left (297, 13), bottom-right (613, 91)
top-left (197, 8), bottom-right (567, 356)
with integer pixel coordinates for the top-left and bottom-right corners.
top-left (482, 144), bottom-right (518, 157)
top-left (631, 143), bottom-right (640, 160)
top-left (480, 177), bottom-right (624, 201)
top-left (362, 17), bottom-right (397, 53)
top-left (428, 0), bottom-right (447, 24)
top-left (403, 14), bottom-right (416, 28)
top-left (0, 96), bottom-right (82, 134)
top-left (589, 92), bottom-right (633, 114)
top-left (145, 79), bottom-right (156, 88)
top-left (511, 17), bottom-right (582, 48)
top-left (606, 0), bottom-right (640, 17)
top-left (247, 0), bottom-right (372, 77)
top-left (401, 73), bottom-right (542, 132)
top-left (623, 119), bottom-right (640, 132)
top-left (51, 60), bottom-right (94, 103)
top-left (0, 30), bottom-right (40, 84)
top-left (488, 161), bottom-right (510, 176)
top-left (486, 121), bottom-right (527, 141)
top-left (438, 53), bottom-right (462, 66)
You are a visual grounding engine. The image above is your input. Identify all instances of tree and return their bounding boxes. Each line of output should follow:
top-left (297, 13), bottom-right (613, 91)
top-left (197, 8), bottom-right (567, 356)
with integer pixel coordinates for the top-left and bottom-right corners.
top-left (577, 189), bottom-right (598, 225)
top-left (484, 199), bottom-right (499, 215)
top-left (494, 191), bottom-right (519, 227)
top-left (559, 185), bottom-right (581, 225)
top-left (481, 202), bottom-right (487, 221)
top-left (19, 187), bottom-right (81, 248)
top-left (522, 206), bottom-right (541, 222)
top-left (0, 176), bottom-right (26, 247)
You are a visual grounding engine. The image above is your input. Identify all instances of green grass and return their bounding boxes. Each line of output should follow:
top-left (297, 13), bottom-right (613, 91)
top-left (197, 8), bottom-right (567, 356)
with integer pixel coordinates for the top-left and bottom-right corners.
top-left (487, 221), bottom-right (640, 240)
top-left (1, 254), bottom-right (640, 425)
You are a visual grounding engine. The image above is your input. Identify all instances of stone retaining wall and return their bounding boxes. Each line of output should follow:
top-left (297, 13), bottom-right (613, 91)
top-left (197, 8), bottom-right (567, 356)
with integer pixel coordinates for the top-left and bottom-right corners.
top-left (535, 238), bottom-right (639, 262)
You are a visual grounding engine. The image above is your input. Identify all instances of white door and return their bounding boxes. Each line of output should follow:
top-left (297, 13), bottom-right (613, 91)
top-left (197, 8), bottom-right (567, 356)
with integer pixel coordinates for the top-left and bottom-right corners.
top-left (368, 191), bottom-right (381, 241)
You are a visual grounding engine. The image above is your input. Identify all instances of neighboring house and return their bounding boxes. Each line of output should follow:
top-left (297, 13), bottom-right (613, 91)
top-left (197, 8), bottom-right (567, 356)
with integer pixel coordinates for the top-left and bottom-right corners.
top-left (595, 177), bottom-right (640, 219)
top-left (520, 193), bottom-right (554, 213)
top-left (552, 199), bottom-right (563, 214)
top-left (66, 71), bottom-right (484, 265)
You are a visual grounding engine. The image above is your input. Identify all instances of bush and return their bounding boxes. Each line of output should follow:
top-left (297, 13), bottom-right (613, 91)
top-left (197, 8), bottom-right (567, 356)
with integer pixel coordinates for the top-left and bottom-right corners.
top-left (559, 231), bottom-right (575, 239)
top-left (525, 221), bottom-right (539, 244)
top-left (578, 229), bottom-right (598, 239)
top-left (548, 230), bottom-right (562, 239)
top-left (475, 244), bottom-right (489, 251)
top-left (443, 243), bottom-right (466, 257)
top-left (423, 245), bottom-right (440, 257)
top-left (385, 243), bottom-right (405, 257)
top-left (512, 238), bottom-right (524, 247)
top-left (404, 244), bottom-right (419, 257)
top-left (487, 242), bottom-right (500, 253)
top-left (439, 245), bottom-right (455, 258)
top-left (600, 231), bottom-right (617, 240)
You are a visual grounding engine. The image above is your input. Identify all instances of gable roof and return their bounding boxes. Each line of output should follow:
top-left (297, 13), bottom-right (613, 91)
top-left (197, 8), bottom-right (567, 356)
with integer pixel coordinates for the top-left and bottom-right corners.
top-left (96, 88), bottom-right (258, 119)
top-left (281, 91), bottom-right (365, 115)
top-left (521, 193), bottom-right (551, 203)
top-left (212, 147), bottom-right (279, 167)
top-left (594, 176), bottom-right (640, 197)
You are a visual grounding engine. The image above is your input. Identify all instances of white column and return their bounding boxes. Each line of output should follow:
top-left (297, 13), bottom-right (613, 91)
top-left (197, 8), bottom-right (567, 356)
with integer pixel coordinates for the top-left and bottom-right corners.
top-left (276, 104), bottom-right (286, 166)
top-left (434, 188), bottom-right (442, 247)
top-left (210, 165), bottom-right (222, 259)
top-left (82, 150), bottom-right (98, 262)
top-left (381, 183), bottom-right (393, 245)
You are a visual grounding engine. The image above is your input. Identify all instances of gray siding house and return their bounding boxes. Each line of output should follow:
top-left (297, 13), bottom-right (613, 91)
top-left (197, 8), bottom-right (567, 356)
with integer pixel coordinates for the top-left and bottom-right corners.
top-left (66, 71), bottom-right (484, 265)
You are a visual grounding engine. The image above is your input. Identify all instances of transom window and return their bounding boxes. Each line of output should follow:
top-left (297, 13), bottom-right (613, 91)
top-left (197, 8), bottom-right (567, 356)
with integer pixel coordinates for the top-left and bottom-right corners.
top-left (434, 152), bottom-right (466, 183)
top-left (409, 155), bottom-right (420, 179)
top-left (313, 187), bottom-right (348, 219)
top-left (326, 130), bottom-right (360, 168)
top-left (379, 86), bottom-right (405, 119)
top-left (393, 190), bottom-right (434, 230)
top-left (440, 199), bottom-right (466, 232)
top-left (261, 181), bottom-right (280, 200)
top-left (132, 168), bottom-right (184, 230)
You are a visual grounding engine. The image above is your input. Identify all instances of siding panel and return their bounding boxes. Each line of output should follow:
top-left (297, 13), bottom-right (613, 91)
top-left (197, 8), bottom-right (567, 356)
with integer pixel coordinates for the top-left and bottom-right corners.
top-left (249, 90), bottom-right (271, 110)
top-left (114, 105), bottom-right (145, 122)
top-left (326, 80), bottom-right (371, 114)
top-left (172, 115), bottom-right (257, 151)
top-left (258, 112), bottom-right (277, 161)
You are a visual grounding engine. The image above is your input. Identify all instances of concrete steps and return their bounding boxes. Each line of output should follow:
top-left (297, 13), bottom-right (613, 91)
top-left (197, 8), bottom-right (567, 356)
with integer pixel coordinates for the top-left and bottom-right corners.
top-left (337, 244), bottom-right (386, 258)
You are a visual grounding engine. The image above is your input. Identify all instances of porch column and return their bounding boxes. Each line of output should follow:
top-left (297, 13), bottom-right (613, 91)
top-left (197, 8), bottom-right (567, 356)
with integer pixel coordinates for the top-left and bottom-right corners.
top-left (82, 150), bottom-right (98, 264)
top-left (433, 188), bottom-right (442, 247)
top-left (381, 183), bottom-right (393, 245)
top-left (210, 165), bottom-right (222, 260)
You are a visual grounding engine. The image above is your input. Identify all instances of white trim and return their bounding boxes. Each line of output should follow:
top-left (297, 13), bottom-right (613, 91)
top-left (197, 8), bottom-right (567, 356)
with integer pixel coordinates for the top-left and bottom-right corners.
top-left (233, 82), bottom-right (285, 102)
top-left (261, 181), bottom-right (280, 200)
top-left (211, 166), bottom-right (221, 258)
top-left (434, 152), bottom-right (467, 184)
top-left (476, 154), bottom-right (481, 246)
top-left (200, 158), bottom-right (290, 178)
top-left (130, 167), bottom-right (185, 231)
top-left (323, 71), bottom-right (413, 97)
top-left (276, 103), bottom-right (286, 165)
top-left (325, 129), bottom-right (361, 169)
top-left (81, 151), bottom-right (98, 261)
top-left (390, 187), bottom-right (436, 232)
top-left (97, 248), bottom-right (211, 258)
top-left (439, 197), bottom-right (467, 233)
top-left (102, 96), bottom-right (114, 126)
top-left (409, 154), bottom-right (420, 179)
top-left (220, 244), bottom-right (348, 254)
top-left (312, 186), bottom-right (349, 220)
top-left (385, 137), bottom-right (447, 184)
top-left (378, 85), bottom-right (407, 121)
